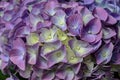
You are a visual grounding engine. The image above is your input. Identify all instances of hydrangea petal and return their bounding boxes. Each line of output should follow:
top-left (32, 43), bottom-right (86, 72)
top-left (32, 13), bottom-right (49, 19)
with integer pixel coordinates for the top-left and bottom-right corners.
top-left (42, 71), bottom-right (55, 80)
top-left (10, 49), bottom-right (26, 70)
top-left (83, 0), bottom-right (94, 5)
top-left (94, 7), bottom-right (108, 21)
top-left (56, 70), bottom-right (66, 79)
top-left (69, 39), bottom-right (93, 57)
top-left (19, 65), bottom-right (32, 78)
top-left (0, 54), bottom-right (9, 70)
top-left (36, 57), bottom-right (48, 69)
top-left (15, 26), bottom-right (30, 37)
top-left (103, 27), bottom-right (116, 39)
top-left (44, 1), bottom-right (59, 16)
top-left (56, 28), bottom-right (68, 41)
top-left (83, 13), bottom-right (94, 25)
top-left (39, 27), bottom-right (58, 43)
top-left (95, 42), bottom-right (114, 64)
top-left (9, 38), bottom-right (26, 70)
top-left (72, 63), bottom-right (81, 74)
top-left (63, 39), bottom-right (82, 64)
top-left (26, 33), bottom-right (39, 45)
top-left (67, 14), bottom-right (83, 36)
top-left (51, 10), bottom-right (67, 31)
top-left (45, 45), bottom-right (67, 67)
top-left (29, 14), bottom-right (44, 31)
top-left (27, 44), bottom-right (39, 65)
top-left (65, 68), bottom-right (74, 80)
top-left (41, 40), bottom-right (62, 56)
top-left (86, 18), bottom-right (102, 34)
top-left (106, 15), bottom-right (117, 25)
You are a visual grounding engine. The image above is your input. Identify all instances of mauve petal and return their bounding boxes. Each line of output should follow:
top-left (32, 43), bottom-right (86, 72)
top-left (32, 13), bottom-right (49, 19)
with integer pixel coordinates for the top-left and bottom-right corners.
top-left (19, 65), bottom-right (32, 78)
top-left (10, 38), bottom-right (26, 70)
top-left (29, 14), bottom-right (44, 31)
top-left (56, 70), bottom-right (66, 79)
top-left (10, 49), bottom-right (26, 70)
top-left (81, 34), bottom-right (96, 43)
top-left (86, 18), bottom-right (102, 34)
top-left (103, 27), bottom-right (116, 39)
top-left (94, 7), bottom-right (108, 21)
top-left (111, 13), bottom-right (120, 20)
top-left (3, 11), bottom-right (13, 22)
top-left (27, 44), bottom-right (39, 65)
top-left (0, 60), bottom-right (8, 70)
top-left (42, 72), bottom-right (55, 80)
top-left (83, 0), bottom-right (94, 5)
top-left (26, 33), bottom-right (39, 45)
top-left (111, 52), bottom-right (120, 64)
top-left (41, 40), bottom-right (62, 56)
top-left (67, 14), bottom-right (83, 36)
top-left (44, 1), bottom-right (59, 16)
top-left (92, 40), bottom-right (102, 51)
top-left (13, 38), bottom-right (26, 52)
top-left (37, 21), bottom-right (52, 29)
top-left (37, 57), bottom-right (48, 69)
top-left (83, 13), bottom-right (94, 25)
top-left (94, 31), bottom-right (102, 43)
top-left (15, 26), bottom-right (30, 37)
top-left (51, 10), bottom-right (67, 31)
top-left (106, 15), bottom-right (117, 25)
top-left (45, 45), bottom-right (67, 67)
top-left (95, 42), bottom-right (114, 64)
top-left (65, 68), bottom-right (74, 80)
top-left (72, 63), bottom-right (81, 74)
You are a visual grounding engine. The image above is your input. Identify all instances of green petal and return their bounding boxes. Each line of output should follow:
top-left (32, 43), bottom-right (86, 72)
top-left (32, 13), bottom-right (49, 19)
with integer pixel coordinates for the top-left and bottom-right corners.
top-left (27, 33), bottom-right (39, 45)
top-left (62, 38), bottom-right (82, 64)
top-left (57, 29), bottom-right (67, 41)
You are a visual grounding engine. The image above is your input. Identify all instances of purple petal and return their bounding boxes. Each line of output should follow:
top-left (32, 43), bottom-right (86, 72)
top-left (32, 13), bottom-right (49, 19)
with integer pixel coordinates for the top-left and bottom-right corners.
top-left (86, 18), bottom-right (102, 34)
top-left (103, 27), bottom-right (116, 39)
top-left (65, 68), bottom-right (74, 80)
top-left (81, 33), bottom-right (96, 43)
top-left (10, 49), bottom-right (26, 70)
top-left (27, 44), bottom-right (39, 65)
top-left (106, 15), bottom-right (117, 25)
top-left (36, 57), bottom-right (48, 69)
top-left (41, 40), bottom-right (62, 56)
top-left (69, 39), bottom-right (93, 57)
top-left (51, 10), bottom-right (67, 31)
top-left (94, 7), bottom-right (108, 21)
top-left (72, 63), bottom-right (81, 74)
top-left (29, 14), bottom-right (44, 31)
top-left (95, 42), bottom-right (114, 64)
top-left (0, 54), bottom-right (9, 70)
top-left (83, 0), bottom-right (94, 5)
top-left (67, 14), bottom-right (83, 36)
top-left (42, 72), bottom-right (55, 80)
top-left (10, 38), bottom-right (26, 70)
top-left (56, 70), bottom-right (66, 79)
top-left (44, 1), bottom-right (59, 16)
top-left (19, 65), bottom-right (32, 78)
top-left (14, 26), bottom-right (30, 37)
top-left (45, 45), bottom-right (67, 67)
top-left (13, 38), bottom-right (26, 52)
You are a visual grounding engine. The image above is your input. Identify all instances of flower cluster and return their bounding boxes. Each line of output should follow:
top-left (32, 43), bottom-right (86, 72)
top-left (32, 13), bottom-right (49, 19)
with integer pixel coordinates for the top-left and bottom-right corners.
top-left (0, 0), bottom-right (120, 80)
